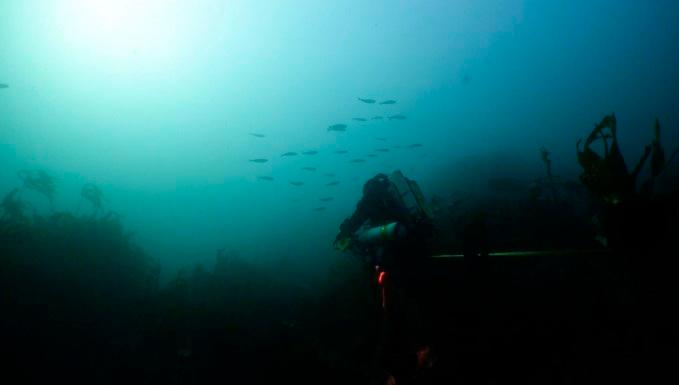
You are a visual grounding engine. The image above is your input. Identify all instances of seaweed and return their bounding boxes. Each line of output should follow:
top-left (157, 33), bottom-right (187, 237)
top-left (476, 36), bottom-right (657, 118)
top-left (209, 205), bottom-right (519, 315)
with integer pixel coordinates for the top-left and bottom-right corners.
top-left (577, 114), bottom-right (638, 204)
top-left (578, 114), bottom-right (676, 203)
top-left (540, 147), bottom-right (558, 203)
top-left (0, 188), bottom-right (26, 223)
top-left (80, 183), bottom-right (104, 216)
top-left (17, 170), bottom-right (56, 211)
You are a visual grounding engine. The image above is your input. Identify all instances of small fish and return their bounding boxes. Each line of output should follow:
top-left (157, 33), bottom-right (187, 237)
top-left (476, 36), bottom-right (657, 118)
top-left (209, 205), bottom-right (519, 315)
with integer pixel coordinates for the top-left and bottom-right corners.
top-left (328, 124), bottom-right (347, 132)
top-left (388, 114), bottom-right (407, 120)
top-left (358, 98), bottom-right (376, 104)
top-left (249, 158), bottom-right (268, 163)
top-left (334, 150), bottom-right (348, 154)
top-left (290, 181), bottom-right (305, 186)
top-left (375, 148), bottom-right (390, 152)
top-left (320, 197), bottom-right (334, 202)
top-left (302, 150), bottom-right (318, 155)
top-left (375, 137), bottom-right (388, 141)
top-left (257, 176), bottom-right (274, 181)
top-left (391, 145), bottom-right (403, 149)
top-left (0, 83), bottom-right (8, 89)
top-left (301, 167), bottom-right (317, 172)
top-left (281, 152), bottom-right (298, 157)
top-left (323, 173), bottom-right (336, 177)
top-left (371, 116), bottom-right (383, 120)
top-left (249, 133), bottom-right (266, 138)
top-left (380, 100), bottom-right (397, 105)
top-left (352, 118), bottom-right (367, 122)
top-left (313, 206), bottom-right (327, 212)
top-left (366, 154), bottom-right (378, 158)
top-left (408, 143), bottom-right (423, 148)
top-left (326, 181), bottom-right (340, 186)
top-left (350, 158), bottom-right (366, 163)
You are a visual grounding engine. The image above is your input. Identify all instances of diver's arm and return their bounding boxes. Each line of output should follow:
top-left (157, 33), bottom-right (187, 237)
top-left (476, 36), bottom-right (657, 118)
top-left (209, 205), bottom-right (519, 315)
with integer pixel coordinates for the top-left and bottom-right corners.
top-left (336, 200), bottom-right (370, 242)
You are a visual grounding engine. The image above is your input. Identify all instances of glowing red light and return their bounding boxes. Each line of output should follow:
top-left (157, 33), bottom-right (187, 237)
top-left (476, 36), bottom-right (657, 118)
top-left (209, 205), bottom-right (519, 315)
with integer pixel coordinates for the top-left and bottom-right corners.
top-left (377, 271), bottom-right (386, 285)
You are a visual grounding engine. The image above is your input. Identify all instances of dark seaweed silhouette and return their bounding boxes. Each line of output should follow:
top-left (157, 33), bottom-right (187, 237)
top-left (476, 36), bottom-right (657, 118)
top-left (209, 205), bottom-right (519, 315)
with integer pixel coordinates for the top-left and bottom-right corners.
top-left (17, 170), bottom-right (56, 211)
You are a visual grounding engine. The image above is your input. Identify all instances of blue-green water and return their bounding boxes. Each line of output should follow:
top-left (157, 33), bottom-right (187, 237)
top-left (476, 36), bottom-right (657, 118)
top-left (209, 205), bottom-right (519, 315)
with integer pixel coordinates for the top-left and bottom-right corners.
top-left (2, 2), bottom-right (679, 383)
top-left (4, 1), bottom-right (677, 280)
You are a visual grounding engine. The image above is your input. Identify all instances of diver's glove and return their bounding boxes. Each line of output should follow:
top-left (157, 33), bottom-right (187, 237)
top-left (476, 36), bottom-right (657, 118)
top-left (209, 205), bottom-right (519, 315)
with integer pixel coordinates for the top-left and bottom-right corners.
top-left (333, 236), bottom-right (352, 252)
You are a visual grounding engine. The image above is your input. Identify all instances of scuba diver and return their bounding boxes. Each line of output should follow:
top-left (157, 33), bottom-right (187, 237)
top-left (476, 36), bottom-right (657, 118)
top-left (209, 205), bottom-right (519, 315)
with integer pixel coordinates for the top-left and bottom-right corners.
top-left (334, 171), bottom-right (436, 385)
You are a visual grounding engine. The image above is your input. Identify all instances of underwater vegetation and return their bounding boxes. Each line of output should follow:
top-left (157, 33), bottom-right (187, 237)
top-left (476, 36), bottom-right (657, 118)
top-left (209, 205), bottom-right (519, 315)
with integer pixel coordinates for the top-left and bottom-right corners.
top-left (576, 114), bottom-right (678, 250)
top-left (1, 179), bottom-right (160, 385)
top-left (0, 188), bottom-right (28, 227)
top-left (17, 170), bottom-right (56, 211)
top-left (578, 114), bottom-right (678, 202)
top-left (1, 109), bottom-right (678, 385)
top-left (80, 183), bottom-right (104, 215)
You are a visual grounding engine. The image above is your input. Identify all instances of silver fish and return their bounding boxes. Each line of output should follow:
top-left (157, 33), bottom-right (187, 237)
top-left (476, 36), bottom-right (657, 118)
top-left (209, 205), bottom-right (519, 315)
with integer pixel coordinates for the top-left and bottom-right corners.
top-left (301, 167), bottom-right (317, 171)
top-left (290, 181), bottom-right (305, 186)
top-left (249, 158), bottom-right (268, 163)
top-left (281, 152), bottom-right (298, 157)
top-left (334, 150), bottom-right (348, 154)
top-left (302, 150), bottom-right (318, 155)
top-left (352, 118), bottom-right (367, 122)
top-left (358, 98), bottom-right (376, 104)
top-left (380, 100), bottom-right (396, 105)
top-left (328, 124), bottom-right (347, 132)
top-left (408, 143), bottom-right (423, 148)
top-left (350, 158), bottom-right (366, 163)
top-left (371, 116), bottom-right (383, 120)
top-left (313, 206), bottom-right (326, 211)
top-left (375, 148), bottom-right (390, 152)
top-left (0, 83), bottom-right (9, 89)
top-left (249, 133), bottom-right (266, 138)
top-left (320, 197), bottom-right (334, 202)
top-left (388, 114), bottom-right (406, 120)
top-left (257, 176), bottom-right (274, 181)
top-left (326, 181), bottom-right (340, 186)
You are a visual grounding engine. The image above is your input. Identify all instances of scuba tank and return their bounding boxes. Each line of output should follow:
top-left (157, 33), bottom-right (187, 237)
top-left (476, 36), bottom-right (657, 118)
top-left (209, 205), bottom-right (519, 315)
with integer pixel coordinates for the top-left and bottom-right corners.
top-left (356, 222), bottom-right (408, 245)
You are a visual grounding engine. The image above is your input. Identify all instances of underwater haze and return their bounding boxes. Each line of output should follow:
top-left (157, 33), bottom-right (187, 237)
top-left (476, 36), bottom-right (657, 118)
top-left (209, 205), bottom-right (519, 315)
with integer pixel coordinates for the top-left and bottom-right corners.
top-left (4, 1), bottom-right (679, 384)
top-left (2, 0), bottom-right (679, 277)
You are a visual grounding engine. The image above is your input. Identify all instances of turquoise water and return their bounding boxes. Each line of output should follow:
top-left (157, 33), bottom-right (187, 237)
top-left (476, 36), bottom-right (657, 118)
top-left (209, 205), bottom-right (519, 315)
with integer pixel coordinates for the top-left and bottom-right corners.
top-left (1, 1), bottom-right (678, 279)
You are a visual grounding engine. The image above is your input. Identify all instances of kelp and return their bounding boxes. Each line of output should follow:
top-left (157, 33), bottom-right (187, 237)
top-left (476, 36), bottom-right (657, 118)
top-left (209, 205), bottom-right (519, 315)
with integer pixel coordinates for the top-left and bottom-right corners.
top-left (81, 183), bottom-right (103, 208)
top-left (540, 147), bottom-right (558, 203)
top-left (577, 114), bottom-right (678, 250)
top-left (81, 183), bottom-right (104, 215)
top-left (1, 188), bottom-right (26, 223)
top-left (577, 114), bottom-right (647, 203)
top-left (17, 170), bottom-right (56, 210)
